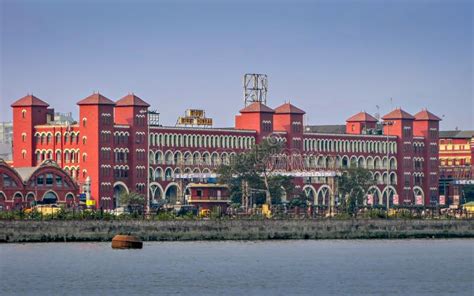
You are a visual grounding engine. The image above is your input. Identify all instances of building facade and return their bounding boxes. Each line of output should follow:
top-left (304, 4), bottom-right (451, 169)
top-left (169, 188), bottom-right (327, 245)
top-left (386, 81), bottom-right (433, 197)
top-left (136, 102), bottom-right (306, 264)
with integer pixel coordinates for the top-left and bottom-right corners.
top-left (439, 130), bottom-right (474, 205)
top-left (0, 159), bottom-right (79, 210)
top-left (7, 93), bottom-right (441, 209)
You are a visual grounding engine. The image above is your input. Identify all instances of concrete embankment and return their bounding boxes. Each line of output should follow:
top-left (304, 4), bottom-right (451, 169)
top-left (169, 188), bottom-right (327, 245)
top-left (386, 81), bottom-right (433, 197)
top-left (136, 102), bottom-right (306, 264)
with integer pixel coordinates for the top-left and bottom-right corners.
top-left (0, 219), bottom-right (473, 243)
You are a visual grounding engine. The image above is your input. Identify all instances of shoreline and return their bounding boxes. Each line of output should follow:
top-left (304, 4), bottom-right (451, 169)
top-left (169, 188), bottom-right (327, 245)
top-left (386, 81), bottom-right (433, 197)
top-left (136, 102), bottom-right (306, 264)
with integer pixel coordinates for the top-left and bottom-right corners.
top-left (1, 219), bottom-right (473, 243)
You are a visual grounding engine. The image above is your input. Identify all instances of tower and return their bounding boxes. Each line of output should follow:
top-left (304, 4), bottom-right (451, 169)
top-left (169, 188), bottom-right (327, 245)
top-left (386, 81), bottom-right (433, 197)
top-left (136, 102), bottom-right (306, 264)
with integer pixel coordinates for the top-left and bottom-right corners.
top-left (243, 74), bottom-right (268, 107)
top-left (235, 102), bottom-right (274, 142)
top-left (115, 93), bottom-right (150, 197)
top-left (273, 102), bottom-right (305, 151)
top-left (11, 95), bottom-right (49, 167)
top-left (382, 108), bottom-right (415, 205)
top-left (413, 109), bottom-right (441, 205)
top-left (345, 112), bottom-right (378, 135)
top-left (77, 93), bottom-right (115, 209)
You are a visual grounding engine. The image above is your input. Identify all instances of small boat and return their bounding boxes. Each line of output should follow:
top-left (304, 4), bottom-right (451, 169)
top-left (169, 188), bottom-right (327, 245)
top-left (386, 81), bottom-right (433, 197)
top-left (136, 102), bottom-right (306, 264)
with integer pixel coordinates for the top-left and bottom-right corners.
top-left (111, 235), bottom-right (143, 249)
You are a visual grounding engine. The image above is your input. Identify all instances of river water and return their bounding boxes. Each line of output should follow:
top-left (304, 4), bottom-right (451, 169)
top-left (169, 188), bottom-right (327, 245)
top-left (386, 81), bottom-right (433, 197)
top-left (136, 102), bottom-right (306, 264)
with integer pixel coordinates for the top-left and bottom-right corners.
top-left (0, 239), bottom-right (472, 295)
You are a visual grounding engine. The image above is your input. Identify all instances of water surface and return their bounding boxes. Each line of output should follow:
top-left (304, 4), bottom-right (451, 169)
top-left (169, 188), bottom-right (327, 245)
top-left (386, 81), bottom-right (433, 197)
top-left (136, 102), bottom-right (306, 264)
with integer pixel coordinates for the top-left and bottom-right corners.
top-left (1, 239), bottom-right (472, 295)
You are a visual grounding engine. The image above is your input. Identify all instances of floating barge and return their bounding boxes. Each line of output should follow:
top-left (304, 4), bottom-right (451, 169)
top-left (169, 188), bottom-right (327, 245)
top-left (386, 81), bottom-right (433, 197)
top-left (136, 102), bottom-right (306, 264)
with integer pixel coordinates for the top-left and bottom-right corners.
top-left (111, 235), bottom-right (143, 249)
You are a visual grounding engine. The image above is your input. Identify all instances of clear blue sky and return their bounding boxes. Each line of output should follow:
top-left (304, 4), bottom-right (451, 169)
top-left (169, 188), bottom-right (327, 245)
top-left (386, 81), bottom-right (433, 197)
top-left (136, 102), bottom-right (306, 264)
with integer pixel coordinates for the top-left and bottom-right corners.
top-left (1, 0), bottom-right (472, 129)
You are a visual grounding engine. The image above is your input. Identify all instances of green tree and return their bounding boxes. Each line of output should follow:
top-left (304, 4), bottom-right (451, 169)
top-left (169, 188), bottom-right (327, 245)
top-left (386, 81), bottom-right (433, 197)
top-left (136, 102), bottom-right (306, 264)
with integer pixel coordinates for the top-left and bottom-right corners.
top-left (217, 138), bottom-right (289, 207)
top-left (337, 167), bottom-right (374, 216)
top-left (119, 191), bottom-right (145, 213)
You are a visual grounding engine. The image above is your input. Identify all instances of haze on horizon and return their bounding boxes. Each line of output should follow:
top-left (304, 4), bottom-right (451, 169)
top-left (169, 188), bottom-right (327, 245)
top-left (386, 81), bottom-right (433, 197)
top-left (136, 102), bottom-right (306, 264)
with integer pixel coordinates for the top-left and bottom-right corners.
top-left (1, 0), bottom-right (472, 130)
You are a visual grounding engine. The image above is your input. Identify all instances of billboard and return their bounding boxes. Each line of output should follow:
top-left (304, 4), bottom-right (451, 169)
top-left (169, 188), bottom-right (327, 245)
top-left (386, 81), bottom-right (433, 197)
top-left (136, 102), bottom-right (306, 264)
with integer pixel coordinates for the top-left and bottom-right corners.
top-left (415, 195), bottom-right (423, 205)
top-left (186, 109), bottom-right (205, 118)
top-left (177, 109), bottom-right (213, 127)
top-left (367, 194), bottom-right (373, 205)
top-left (393, 194), bottom-right (399, 205)
top-left (439, 195), bottom-right (445, 206)
top-left (453, 195), bottom-right (460, 205)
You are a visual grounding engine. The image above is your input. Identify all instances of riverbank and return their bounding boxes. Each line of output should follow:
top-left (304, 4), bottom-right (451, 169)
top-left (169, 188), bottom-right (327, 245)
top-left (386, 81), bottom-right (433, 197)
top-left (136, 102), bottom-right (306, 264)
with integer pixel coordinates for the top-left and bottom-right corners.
top-left (1, 219), bottom-right (473, 243)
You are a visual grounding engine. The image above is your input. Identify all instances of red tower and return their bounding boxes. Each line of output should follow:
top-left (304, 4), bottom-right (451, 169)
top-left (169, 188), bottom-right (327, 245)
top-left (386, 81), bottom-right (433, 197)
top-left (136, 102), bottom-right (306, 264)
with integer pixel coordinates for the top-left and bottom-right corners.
top-left (77, 93), bottom-right (116, 208)
top-left (414, 109), bottom-right (441, 205)
top-left (346, 112), bottom-right (378, 135)
top-left (273, 103), bottom-right (305, 151)
top-left (115, 94), bottom-right (150, 195)
top-left (235, 102), bottom-right (274, 142)
top-left (382, 108), bottom-right (415, 204)
top-left (11, 95), bottom-right (49, 167)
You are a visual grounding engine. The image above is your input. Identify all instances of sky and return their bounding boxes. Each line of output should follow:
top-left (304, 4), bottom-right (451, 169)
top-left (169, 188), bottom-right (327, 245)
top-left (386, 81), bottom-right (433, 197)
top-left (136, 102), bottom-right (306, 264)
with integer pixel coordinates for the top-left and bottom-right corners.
top-left (1, 0), bottom-right (472, 130)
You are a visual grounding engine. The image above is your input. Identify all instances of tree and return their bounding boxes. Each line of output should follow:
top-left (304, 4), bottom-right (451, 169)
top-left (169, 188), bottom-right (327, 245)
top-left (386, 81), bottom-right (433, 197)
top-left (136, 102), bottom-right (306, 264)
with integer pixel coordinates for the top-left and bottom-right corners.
top-left (217, 138), bottom-right (289, 207)
top-left (337, 167), bottom-right (374, 216)
top-left (119, 191), bottom-right (145, 213)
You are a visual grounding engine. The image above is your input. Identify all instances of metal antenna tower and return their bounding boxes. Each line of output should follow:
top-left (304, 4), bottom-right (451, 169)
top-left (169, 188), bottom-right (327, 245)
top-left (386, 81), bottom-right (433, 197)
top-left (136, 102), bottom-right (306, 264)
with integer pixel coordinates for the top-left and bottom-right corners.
top-left (243, 74), bottom-right (268, 106)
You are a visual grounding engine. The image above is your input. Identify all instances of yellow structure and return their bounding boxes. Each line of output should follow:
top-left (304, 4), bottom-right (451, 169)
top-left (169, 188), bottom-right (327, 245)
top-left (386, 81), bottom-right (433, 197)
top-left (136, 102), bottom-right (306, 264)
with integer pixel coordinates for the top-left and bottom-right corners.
top-left (262, 204), bottom-right (272, 218)
top-left (462, 202), bottom-right (474, 214)
top-left (33, 204), bottom-right (61, 216)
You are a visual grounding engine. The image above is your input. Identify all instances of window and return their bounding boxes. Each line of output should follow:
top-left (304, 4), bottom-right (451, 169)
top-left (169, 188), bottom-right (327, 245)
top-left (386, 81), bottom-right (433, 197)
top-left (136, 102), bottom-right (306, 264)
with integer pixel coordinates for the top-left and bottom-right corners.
top-left (2, 174), bottom-right (17, 187)
top-left (197, 190), bottom-right (203, 197)
top-left (37, 175), bottom-right (44, 186)
top-left (82, 118), bottom-right (87, 127)
top-left (55, 176), bottom-right (62, 186)
top-left (46, 173), bottom-right (54, 186)
top-left (22, 133), bottom-right (26, 142)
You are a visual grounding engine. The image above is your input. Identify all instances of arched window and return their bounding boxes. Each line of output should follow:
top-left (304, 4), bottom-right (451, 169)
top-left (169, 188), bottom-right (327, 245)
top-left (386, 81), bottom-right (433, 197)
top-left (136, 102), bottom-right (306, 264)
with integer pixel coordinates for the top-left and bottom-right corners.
top-left (82, 118), bottom-right (87, 127)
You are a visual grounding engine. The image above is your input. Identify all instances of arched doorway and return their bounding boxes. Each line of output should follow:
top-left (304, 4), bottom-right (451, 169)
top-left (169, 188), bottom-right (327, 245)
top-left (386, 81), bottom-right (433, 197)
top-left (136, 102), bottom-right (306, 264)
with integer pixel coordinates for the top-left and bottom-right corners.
top-left (316, 185), bottom-right (332, 206)
top-left (413, 186), bottom-right (425, 205)
top-left (42, 191), bottom-right (58, 204)
top-left (13, 192), bottom-right (23, 209)
top-left (113, 182), bottom-right (129, 208)
top-left (367, 186), bottom-right (382, 206)
top-left (25, 193), bottom-right (36, 207)
top-left (0, 192), bottom-right (6, 211)
top-left (304, 186), bottom-right (316, 200)
top-left (165, 183), bottom-right (180, 205)
top-left (149, 183), bottom-right (163, 202)
top-left (382, 186), bottom-right (397, 206)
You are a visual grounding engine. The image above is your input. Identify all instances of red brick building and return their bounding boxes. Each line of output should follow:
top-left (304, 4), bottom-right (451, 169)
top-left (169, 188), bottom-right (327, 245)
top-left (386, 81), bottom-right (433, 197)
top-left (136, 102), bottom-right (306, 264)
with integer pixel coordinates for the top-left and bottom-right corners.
top-left (6, 93), bottom-right (442, 209)
top-left (0, 159), bottom-right (79, 210)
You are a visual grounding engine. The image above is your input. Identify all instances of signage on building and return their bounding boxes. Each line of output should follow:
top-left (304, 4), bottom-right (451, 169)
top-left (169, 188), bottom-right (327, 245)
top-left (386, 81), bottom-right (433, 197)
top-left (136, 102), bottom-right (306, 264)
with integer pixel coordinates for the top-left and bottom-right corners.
top-left (393, 194), bottom-right (399, 205)
top-left (186, 109), bottom-right (205, 118)
top-left (86, 200), bottom-right (96, 206)
top-left (453, 180), bottom-right (474, 185)
top-left (271, 171), bottom-right (341, 177)
top-left (177, 109), bottom-right (213, 127)
top-left (367, 194), bottom-right (373, 205)
top-left (453, 195), bottom-right (460, 205)
top-left (415, 195), bottom-right (423, 205)
top-left (439, 195), bottom-right (445, 206)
